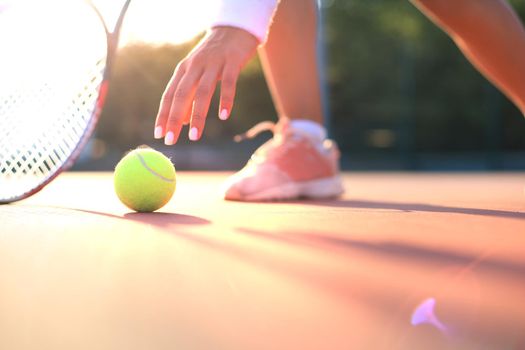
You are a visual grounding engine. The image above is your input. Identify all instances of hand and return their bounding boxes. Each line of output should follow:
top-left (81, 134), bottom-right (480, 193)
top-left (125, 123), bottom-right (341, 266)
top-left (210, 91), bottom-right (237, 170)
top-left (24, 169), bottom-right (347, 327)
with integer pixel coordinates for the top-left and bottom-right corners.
top-left (154, 26), bottom-right (259, 145)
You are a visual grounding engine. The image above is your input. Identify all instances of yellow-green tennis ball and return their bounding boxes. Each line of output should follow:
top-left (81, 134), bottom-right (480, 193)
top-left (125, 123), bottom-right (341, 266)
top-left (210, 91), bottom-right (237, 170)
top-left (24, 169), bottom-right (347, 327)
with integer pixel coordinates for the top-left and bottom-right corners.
top-left (114, 147), bottom-right (176, 212)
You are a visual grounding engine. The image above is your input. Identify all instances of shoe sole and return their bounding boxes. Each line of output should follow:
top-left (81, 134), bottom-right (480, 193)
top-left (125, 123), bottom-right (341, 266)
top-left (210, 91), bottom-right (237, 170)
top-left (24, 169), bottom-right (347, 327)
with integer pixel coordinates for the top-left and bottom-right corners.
top-left (236, 175), bottom-right (345, 201)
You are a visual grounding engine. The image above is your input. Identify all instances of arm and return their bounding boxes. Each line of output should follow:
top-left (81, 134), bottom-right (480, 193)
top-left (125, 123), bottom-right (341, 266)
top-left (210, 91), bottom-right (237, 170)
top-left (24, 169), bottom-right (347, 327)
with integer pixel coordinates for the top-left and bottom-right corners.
top-left (154, 0), bottom-right (280, 145)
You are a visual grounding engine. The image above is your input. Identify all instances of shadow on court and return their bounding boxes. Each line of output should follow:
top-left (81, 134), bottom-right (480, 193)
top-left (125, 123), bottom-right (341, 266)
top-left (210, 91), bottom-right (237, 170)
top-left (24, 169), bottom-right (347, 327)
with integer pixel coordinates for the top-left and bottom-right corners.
top-left (235, 227), bottom-right (525, 278)
top-left (265, 199), bottom-right (525, 220)
top-left (65, 207), bottom-right (211, 227)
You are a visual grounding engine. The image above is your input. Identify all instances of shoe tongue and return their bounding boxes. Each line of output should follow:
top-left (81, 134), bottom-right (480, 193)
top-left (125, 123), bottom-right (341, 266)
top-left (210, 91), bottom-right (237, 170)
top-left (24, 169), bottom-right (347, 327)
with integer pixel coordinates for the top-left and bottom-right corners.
top-left (288, 119), bottom-right (326, 143)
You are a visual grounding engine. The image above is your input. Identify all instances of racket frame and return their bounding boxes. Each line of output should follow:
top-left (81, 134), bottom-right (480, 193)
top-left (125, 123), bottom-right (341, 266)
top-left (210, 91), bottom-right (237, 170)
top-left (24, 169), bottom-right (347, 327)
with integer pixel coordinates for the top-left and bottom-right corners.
top-left (0, 0), bottom-right (131, 203)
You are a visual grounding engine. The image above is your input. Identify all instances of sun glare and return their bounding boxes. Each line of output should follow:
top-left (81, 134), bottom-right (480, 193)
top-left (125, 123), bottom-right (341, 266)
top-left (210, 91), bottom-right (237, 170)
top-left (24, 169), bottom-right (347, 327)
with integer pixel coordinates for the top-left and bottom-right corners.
top-left (1, 0), bottom-right (216, 169)
top-left (1, 0), bottom-right (215, 187)
top-left (0, 0), bottom-right (107, 155)
top-left (93, 0), bottom-right (218, 45)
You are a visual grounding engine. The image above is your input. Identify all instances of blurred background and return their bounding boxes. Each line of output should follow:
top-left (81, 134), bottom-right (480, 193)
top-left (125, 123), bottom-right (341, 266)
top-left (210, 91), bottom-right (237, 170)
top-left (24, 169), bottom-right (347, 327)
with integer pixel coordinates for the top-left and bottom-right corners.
top-left (75, 0), bottom-right (525, 171)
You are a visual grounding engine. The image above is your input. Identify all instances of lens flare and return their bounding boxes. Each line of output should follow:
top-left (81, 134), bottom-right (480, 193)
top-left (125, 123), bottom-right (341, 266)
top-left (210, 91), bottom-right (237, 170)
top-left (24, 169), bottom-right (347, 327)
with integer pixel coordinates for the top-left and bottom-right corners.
top-left (411, 298), bottom-right (450, 336)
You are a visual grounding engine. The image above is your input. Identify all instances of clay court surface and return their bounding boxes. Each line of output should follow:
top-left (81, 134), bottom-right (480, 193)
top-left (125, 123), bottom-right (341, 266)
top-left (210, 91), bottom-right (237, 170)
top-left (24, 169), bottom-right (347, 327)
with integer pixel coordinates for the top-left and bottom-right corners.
top-left (1, 172), bottom-right (524, 349)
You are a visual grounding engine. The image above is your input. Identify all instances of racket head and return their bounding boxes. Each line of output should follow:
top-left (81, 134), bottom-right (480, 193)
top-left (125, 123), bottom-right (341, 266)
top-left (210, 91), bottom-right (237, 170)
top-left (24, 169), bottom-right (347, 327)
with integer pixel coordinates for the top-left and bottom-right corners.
top-left (0, 0), bottom-right (128, 204)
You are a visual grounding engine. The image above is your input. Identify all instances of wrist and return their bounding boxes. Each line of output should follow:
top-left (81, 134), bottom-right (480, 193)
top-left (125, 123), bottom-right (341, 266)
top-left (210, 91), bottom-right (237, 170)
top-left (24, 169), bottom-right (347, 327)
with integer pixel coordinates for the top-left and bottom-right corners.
top-left (209, 26), bottom-right (259, 42)
top-left (206, 26), bottom-right (260, 52)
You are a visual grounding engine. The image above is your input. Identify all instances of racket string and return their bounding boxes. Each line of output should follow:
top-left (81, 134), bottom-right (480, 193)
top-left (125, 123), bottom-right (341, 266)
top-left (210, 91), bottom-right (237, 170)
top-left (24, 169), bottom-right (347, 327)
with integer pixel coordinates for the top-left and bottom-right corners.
top-left (1, 60), bottom-right (107, 200)
top-left (3, 78), bottom-right (101, 176)
top-left (0, 0), bottom-right (115, 202)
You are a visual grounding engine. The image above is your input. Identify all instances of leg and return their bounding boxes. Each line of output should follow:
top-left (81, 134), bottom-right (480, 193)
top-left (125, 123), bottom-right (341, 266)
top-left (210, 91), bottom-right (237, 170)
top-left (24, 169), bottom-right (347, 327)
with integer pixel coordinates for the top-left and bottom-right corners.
top-left (223, 0), bottom-right (343, 201)
top-left (412, 0), bottom-right (525, 115)
top-left (258, 0), bottom-right (323, 123)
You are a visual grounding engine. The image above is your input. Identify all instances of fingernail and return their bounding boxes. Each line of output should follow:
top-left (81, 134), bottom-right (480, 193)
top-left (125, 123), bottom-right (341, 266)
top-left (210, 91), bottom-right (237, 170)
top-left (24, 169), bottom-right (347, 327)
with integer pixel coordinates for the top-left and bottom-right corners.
top-left (165, 131), bottom-right (175, 145)
top-left (219, 108), bottom-right (229, 120)
top-left (154, 126), bottom-right (163, 139)
top-left (189, 127), bottom-right (199, 141)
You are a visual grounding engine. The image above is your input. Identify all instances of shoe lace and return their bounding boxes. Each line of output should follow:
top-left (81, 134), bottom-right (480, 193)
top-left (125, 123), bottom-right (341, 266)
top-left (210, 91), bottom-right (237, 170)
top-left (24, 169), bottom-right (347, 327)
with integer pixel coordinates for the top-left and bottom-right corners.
top-left (234, 117), bottom-right (313, 142)
top-left (234, 118), bottom-right (320, 163)
top-left (233, 119), bottom-right (292, 162)
top-left (233, 121), bottom-right (278, 142)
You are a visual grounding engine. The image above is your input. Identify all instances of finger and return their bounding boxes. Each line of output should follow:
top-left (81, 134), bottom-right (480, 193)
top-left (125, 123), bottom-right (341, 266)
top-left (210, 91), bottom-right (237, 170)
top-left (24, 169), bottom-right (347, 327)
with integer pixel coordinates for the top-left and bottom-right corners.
top-left (165, 69), bottom-right (203, 145)
top-left (154, 63), bottom-right (185, 139)
top-left (189, 69), bottom-right (220, 141)
top-left (182, 101), bottom-right (192, 126)
top-left (218, 64), bottom-right (239, 121)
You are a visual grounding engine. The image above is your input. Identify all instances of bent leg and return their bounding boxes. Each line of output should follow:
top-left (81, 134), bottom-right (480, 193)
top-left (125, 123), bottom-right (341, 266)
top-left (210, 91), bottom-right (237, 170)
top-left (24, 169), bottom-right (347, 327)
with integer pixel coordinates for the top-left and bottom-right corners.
top-left (222, 0), bottom-right (344, 201)
top-left (412, 0), bottom-right (525, 115)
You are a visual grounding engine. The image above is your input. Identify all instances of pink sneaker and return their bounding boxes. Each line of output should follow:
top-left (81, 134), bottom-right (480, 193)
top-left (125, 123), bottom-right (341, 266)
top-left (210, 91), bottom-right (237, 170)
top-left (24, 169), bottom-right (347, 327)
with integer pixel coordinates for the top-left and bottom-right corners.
top-left (223, 118), bottom-right (344, 201)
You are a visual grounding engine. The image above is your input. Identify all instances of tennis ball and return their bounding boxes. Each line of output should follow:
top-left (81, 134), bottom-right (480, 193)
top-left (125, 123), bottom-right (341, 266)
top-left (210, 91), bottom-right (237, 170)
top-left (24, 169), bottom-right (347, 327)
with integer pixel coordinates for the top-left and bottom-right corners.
top-left (114, 147), bottom-right (176, 212)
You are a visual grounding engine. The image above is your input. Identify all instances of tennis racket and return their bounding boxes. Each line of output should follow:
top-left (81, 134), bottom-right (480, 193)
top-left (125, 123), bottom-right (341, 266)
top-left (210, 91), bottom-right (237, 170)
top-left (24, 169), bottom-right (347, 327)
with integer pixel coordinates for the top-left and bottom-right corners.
top-left (0, 0), bottom-right (131, 203)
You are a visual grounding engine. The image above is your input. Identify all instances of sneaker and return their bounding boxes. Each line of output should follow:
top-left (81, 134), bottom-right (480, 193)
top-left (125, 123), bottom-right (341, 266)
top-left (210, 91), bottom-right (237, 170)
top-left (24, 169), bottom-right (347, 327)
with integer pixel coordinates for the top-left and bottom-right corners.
top-left (222, 118), bottom-right (344, 201)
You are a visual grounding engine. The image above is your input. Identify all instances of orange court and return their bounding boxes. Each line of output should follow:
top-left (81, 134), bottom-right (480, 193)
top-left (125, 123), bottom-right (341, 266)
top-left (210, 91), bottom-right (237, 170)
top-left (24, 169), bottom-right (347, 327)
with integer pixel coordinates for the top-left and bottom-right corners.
top-left (1, 172), bottom-right (524, 350)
